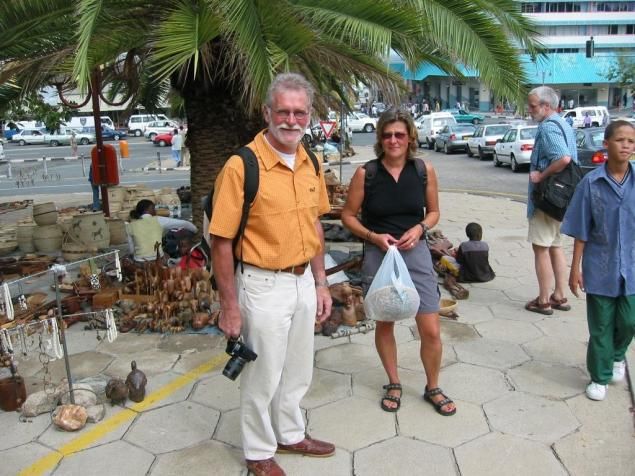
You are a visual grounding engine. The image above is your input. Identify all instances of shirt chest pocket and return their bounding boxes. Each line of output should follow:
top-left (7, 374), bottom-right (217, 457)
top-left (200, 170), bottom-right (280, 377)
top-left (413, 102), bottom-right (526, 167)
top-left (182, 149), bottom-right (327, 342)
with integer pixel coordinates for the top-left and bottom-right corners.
top-left (589, 192), bottom-right (608, 245)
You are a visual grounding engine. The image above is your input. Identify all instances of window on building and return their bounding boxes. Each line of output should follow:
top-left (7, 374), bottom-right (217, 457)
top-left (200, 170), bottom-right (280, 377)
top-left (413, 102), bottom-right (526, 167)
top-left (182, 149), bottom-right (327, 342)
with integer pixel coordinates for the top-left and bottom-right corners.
top-left (608, 24), bottom-right (619, 35)
top-left (547, 3), bottom-right (581, 13)
top-left (627, 25), bottom-right (635, 34)
top-left (521, 3), bottom-right (543, 13)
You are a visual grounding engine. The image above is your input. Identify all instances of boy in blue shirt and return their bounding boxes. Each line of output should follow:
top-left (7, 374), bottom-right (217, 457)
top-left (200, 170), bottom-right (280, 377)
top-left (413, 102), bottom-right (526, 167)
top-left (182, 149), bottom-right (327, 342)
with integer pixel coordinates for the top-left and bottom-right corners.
top-left (561, 120), bottom-right (635, 401)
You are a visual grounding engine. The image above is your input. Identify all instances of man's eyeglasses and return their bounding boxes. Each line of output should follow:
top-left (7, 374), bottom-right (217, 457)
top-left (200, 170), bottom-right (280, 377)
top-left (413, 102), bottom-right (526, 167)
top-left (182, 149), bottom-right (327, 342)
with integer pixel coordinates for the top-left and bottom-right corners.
top-left (272, 109), bottom-right (309, 120)
top-left (381, 131), bottom-right (408, 140)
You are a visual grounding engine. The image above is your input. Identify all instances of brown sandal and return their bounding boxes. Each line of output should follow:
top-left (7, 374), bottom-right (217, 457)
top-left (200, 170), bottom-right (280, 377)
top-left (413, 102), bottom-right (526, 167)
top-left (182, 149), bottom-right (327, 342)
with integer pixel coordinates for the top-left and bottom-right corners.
top-left (525, 297), bottom-right (553, 315)
top-left (549, 294), bottom-right (571, 311)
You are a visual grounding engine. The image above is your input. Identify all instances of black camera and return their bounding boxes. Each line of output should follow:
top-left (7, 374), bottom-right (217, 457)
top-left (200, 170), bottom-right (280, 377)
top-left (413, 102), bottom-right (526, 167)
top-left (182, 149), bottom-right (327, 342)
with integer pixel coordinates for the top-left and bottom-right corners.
top-left (223, 337), bottom-right (258, 380)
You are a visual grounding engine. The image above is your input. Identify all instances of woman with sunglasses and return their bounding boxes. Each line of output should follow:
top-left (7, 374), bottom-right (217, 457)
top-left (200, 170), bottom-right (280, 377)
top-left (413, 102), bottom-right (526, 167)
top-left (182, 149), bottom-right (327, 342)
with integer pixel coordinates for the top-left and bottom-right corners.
top-left (341, 109), bottom-right (455, 416)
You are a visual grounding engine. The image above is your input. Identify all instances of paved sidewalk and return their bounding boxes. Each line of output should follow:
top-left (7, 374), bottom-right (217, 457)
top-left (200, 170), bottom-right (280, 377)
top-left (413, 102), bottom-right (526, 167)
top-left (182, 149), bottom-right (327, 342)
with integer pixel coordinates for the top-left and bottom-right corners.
top-left (1, 180), bottom-right (634, 475)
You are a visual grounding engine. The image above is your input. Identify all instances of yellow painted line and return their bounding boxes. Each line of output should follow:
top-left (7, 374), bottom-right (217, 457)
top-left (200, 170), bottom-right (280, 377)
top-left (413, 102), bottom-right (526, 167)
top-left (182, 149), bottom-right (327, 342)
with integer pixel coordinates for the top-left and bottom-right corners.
top-left (19, 353), bottom-right (228, 476)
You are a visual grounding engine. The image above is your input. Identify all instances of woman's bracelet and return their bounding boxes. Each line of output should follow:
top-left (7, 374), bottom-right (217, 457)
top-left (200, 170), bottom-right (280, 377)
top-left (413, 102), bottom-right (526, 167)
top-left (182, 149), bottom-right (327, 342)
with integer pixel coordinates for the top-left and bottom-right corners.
top-left (418, 222), bottom-right (429, 234)
top-left (365, 230), bottom-right (373, 241)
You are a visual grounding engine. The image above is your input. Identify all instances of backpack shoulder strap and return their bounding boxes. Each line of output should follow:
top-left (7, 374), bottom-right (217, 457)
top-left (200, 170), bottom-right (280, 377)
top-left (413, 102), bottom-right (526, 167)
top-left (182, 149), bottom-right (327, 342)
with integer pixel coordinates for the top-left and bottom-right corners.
top-left (234, 146), bottom-right (260, 271)
top-left (302, 143), bottom-right (320, 176)
top-left (413, 157), bottom-right (428, 188)
top-left (363, 158), bottom-right (380, 198)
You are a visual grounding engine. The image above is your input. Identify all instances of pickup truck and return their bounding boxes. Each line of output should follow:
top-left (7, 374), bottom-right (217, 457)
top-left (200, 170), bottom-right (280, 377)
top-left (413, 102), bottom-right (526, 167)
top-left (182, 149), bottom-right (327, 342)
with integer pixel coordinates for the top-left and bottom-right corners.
top-left (11, 128), bottom-right (95, 146)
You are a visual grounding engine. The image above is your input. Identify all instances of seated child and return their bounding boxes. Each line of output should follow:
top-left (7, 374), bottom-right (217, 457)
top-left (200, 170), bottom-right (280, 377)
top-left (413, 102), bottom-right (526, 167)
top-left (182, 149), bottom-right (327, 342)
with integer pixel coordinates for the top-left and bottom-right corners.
top-left (439, 222), bottom-right (495, 282)
top-left (177, 236), bottom-right (208, 270)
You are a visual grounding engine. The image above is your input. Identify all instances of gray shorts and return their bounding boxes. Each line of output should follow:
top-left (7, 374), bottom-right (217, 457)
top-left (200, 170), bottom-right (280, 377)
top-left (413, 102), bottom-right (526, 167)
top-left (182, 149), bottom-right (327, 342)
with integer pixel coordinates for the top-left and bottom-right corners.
top-left (361, 241), bottom-right (440, 315)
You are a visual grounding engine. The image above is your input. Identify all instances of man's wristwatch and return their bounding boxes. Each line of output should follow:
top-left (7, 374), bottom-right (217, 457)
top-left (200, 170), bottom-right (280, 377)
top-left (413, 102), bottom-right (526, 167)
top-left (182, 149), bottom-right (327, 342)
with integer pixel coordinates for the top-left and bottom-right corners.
top-left (315, 279), bottom-right (329, 288)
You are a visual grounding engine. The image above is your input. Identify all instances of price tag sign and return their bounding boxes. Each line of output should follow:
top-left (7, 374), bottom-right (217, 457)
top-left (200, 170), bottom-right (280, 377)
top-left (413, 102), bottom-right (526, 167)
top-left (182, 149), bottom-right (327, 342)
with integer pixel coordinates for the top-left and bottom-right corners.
top-left (320, 121), bottom-right (337, 139)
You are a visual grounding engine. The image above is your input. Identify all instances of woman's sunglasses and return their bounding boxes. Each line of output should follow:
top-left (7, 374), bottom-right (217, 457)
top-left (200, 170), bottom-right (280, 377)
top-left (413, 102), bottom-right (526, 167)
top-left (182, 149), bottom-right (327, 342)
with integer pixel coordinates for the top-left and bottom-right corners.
top-left (381, 131), bottom-right (408, 140)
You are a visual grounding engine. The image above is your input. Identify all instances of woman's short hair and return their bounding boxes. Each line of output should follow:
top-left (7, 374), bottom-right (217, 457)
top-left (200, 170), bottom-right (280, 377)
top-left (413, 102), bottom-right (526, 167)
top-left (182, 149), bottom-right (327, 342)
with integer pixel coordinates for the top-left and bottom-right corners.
top-left (373, 108), bottom-right (418, 157)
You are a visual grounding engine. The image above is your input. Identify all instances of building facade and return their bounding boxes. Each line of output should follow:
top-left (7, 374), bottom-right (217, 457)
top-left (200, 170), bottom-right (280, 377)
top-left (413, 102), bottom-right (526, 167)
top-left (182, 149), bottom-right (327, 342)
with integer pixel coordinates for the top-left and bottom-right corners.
top-left (390, 1), bottom-right (635, 112)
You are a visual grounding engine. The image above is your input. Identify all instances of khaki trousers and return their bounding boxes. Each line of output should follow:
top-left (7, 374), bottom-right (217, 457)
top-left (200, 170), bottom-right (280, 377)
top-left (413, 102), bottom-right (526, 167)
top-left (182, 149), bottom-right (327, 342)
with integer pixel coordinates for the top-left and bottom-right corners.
top-left (237, 264), bottom-right (316, 460)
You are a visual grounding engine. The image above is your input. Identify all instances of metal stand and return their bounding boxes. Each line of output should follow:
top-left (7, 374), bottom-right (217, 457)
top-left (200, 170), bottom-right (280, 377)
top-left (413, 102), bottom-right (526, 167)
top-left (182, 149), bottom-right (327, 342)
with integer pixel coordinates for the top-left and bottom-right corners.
top-left (53, 270), bottom-right (75, 404)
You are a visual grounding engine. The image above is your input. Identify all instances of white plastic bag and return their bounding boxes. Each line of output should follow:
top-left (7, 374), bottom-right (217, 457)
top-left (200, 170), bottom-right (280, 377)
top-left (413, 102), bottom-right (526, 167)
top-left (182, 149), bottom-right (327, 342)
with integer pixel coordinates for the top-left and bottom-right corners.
top-left (364, 245), bottom-right (420, 321)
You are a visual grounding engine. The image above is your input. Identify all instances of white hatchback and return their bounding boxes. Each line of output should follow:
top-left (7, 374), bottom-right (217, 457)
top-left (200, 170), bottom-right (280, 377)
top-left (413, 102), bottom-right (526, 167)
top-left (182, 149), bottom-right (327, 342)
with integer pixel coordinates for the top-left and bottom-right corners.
top-left (346, 112), bottom-right (377, 133)
top-left (493, 125), bottom-right (538, 172)
top-left (144, 120), bottom-right (179, 140)
top-left (467, 123), bottom-right (511, 160)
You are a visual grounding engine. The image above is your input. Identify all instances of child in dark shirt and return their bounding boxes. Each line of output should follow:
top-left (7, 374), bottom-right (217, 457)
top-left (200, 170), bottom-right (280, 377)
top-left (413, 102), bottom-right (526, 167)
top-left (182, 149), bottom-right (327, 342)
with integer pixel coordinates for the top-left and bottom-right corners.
top-left (455, 222), bottom-right (495, 282)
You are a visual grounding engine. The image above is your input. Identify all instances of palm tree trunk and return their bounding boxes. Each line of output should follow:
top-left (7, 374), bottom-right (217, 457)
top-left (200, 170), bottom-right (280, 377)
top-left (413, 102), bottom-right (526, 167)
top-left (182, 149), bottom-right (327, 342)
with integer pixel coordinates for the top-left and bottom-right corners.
top-left (182, 80), bottom-right (264, 232)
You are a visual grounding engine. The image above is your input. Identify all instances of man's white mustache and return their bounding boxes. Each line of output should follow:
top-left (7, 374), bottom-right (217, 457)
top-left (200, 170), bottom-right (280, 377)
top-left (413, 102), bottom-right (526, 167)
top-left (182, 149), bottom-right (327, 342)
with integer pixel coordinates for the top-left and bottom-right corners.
top-left (280, 125), bottom-right (303, 131)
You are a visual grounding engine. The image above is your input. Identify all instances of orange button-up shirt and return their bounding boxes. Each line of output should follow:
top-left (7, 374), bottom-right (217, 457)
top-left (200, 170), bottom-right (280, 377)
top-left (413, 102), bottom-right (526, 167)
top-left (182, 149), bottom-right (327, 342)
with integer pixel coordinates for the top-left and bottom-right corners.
top-left (210, 130), bottom-right (331, 270)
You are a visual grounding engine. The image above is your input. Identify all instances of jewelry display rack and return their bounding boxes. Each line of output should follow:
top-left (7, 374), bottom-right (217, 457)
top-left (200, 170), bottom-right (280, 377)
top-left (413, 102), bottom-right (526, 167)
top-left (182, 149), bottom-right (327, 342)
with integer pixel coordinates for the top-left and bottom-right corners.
top-left (0, 250), bottom-right (121, 404)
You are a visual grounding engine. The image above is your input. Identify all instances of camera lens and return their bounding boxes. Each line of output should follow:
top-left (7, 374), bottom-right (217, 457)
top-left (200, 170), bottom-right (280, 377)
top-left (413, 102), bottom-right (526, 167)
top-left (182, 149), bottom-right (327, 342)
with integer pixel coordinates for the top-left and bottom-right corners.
top-left (223, 356), bottom-right (246, 381)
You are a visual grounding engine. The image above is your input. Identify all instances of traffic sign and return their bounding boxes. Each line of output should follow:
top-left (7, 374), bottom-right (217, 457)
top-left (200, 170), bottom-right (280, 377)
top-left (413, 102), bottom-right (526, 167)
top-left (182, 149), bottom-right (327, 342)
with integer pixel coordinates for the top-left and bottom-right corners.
top-left (320, 121), bottom-right (337, 139)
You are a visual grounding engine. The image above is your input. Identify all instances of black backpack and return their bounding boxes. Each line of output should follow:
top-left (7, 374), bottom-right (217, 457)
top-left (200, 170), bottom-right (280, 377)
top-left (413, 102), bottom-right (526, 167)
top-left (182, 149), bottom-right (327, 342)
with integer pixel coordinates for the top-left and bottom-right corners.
top-left (202, 144), bottom-right (320, 274)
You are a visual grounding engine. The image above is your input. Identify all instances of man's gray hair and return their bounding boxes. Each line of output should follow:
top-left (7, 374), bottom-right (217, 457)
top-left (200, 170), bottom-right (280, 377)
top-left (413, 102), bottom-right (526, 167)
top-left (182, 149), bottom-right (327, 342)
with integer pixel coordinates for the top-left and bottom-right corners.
top-left (529, 86), bottom-right (559, 109)
top-left (265, 73), bottom-right (314, 108)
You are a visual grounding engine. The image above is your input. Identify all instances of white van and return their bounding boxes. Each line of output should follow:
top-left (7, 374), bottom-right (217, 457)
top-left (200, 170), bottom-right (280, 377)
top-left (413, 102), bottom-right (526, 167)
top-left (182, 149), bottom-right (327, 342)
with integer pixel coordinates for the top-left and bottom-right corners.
top-left (416, 112), bottom-right (457, 149)
top-left (562, 107), bottom-right (609, 129)
top-left (127, 114), bottom-right (170, 137)
top-left (67, 116), bottom-right (114, 130)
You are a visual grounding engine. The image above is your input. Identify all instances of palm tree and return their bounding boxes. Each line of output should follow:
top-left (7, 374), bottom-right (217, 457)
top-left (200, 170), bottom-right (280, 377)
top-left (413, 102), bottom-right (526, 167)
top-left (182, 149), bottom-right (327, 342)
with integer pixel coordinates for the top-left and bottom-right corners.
top-left (0, 0), bottom-right (542, 227)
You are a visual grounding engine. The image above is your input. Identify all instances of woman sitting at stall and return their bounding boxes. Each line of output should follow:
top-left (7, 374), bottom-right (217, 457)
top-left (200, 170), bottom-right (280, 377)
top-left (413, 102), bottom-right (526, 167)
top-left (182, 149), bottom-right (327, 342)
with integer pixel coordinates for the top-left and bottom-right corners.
top-left (126, 199), bottom-right (197, 262)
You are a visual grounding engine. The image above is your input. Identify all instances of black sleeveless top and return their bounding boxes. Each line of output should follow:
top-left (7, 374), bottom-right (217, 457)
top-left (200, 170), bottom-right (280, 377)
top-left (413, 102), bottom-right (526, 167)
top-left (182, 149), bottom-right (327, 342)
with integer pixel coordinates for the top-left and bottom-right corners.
top-left (362, 159), bottom-right (426, 239)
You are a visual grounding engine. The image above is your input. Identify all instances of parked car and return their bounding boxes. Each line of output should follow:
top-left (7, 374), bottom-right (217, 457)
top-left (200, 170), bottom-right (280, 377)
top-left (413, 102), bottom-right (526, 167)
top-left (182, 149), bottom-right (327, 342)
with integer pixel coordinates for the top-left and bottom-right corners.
top-left (152, 132), bottom-right (173, 147)
top-left (128, 113), bottom-right (170, 137)
top-left (347, 112), bottom-right (377, 133)
top-left (467, 123), bottom-right (511, 159)
top-left (76, 126), bottom-right (127, 141)
top-left (47, 129), bottom-right (95, 146)
top-left (144, 120), bottom-right (179, 140)
top-left (416, 112), bottom-right (457, 149)
top-left (444, 108), bottom-right (485, 125)
top-left (493, 125), bottom-right (538, 172)
top-left (575, 127), bottom-right (607, 175)
top-left (11, 128), bottom-right (48, 146)
top-left (561, 106), bottom-right (609, 129)
top-left (434, 124), bottom-right (476, 153)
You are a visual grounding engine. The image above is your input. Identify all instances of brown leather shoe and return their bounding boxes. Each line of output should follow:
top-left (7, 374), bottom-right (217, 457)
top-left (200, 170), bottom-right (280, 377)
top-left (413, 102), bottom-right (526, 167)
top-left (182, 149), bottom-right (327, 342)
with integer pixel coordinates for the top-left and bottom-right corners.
top-left (246, 458), bottom-right (285, 476)
top-left (277, 437), bottom-right (335, 457)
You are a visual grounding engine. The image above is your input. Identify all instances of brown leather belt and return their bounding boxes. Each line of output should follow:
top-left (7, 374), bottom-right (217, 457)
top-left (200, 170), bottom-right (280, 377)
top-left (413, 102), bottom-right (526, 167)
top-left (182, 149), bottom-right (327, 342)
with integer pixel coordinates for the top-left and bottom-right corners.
top-left (278, 262), bottom-right (309, 275)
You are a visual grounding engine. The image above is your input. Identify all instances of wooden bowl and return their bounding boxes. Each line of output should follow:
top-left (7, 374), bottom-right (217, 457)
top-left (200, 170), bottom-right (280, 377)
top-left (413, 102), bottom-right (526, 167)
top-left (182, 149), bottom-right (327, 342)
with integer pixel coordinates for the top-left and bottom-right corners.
top-left (439, 298), bottom-right (457, 316)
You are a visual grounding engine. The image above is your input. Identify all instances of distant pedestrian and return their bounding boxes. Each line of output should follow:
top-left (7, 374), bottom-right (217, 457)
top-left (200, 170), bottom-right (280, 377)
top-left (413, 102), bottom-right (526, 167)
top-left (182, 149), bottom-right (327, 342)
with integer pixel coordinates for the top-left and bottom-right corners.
top-left (568, 98), bottom-right (575, 109)
top-left (562, 120), bottom-right (635, 401)
top-left (371, 104), bottom-right (378, 117)
top-left (70, 131), bottom-right (78, 158)
top-left (565, 115), bottom-right (574, 128)
top-left (171, 128), bottom-right (183, 167)
top-left (434, 99), bottom-right (440, 112)
top-left (423, 101), bottom-right (429, 113)
top-left (88, 164), bottom-right (100, 212)
top-left (0, 141), bottom-right (4, 160)
top-left (583, 112), bottom-right (592, 128)
top-left (525, 86), bottom-right (578, 316)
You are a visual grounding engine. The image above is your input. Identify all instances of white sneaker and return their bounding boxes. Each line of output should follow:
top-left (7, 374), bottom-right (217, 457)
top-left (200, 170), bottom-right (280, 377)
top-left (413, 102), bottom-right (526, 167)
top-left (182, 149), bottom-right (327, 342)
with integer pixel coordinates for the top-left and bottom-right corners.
top-left (586, 382), bottom-right (607, 401)
top-left (612, 361), bottom-right (626, 383)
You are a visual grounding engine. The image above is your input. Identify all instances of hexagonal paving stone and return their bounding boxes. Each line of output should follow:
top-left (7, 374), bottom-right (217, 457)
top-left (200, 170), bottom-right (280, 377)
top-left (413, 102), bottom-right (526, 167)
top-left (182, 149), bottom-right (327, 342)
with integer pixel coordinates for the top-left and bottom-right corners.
top-left (156, 333), bottom-right (224, 353)
top-left (0, 411), bottom-right (51, 451)
top-left (534, 317), bottom-right (589, 343)
top-left (508, 361), bottom-right (587, 399)
top-left (138, 371), bottom-right (196, 412)
top-left (465, 287), bottom-right (508, 306)
top-left (449, 301), bottom-right (495, 325)
top-left (54, 440), bottom-right (154, 475)
top-left (0, 442), bottom-right (58, 476)
top-left (105, 350), bottom-right (180, 378)
top-left (454, 338), bottom-right (530, 370)
top-left (503, 283), bottom-right (540, 303)
top-left (33, 351), bottom-right (114, 382)
top-left (63, 327), bottom-right (102, 355)
top-left (38, 404), bottom-right (133, 451)
top-left (352, 367), bottom-right (425, 408)
top-left (398, 340), bottom-right (457, 372)
top-left (150, 440), bottom-right (244, 476)
top-left (470, 276), bottom-right (521, 291)
top-left (213, 408), bottom-right (241, 448)
top-left (125, 401), bottom-right (219, 454)
top-left (308, 397), bottom-right (395, 451)
top-left (439, 363), bottom-right (511, 404)
top-left (484, 392), bottom-right (579, 443)
top-left (565, 392), bottom-right (634, 435)
top-left (475, 319), bottom-right (543, 344)
top-left (314, 335), bottom-right (350, 352)
top-left (315, 343), bottom-right (380, 374)
top-left (302, 368), bottom-right (352, 409)
top-left (490, 302), bottom-right (545, 322)
top-left (191, 373), bottom-right (241, 412)
top-left (97, 333), bottom-right (161, 355)
top-left (523, 336), bottom-right (587, 367)
top-left (355, 436), bottom-right (454, 475)
top-left (399, 399), bottom-right (489, 447)
top-left (277, 449), bottom-right (352, 476)
top-left (171, 348), bottom-right (227, 375)
top-left (350, 322), bottom-right (413, 346)
top-left (456, 432), bottom-right (567, 476)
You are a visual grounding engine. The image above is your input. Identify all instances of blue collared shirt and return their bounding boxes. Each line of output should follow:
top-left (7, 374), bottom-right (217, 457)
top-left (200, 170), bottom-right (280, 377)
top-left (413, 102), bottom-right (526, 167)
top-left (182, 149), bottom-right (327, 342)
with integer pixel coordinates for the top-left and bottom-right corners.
top-left (527, 113), bottom-right (578, 217)
top-left (561, 162), bottom-right (635, 297)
